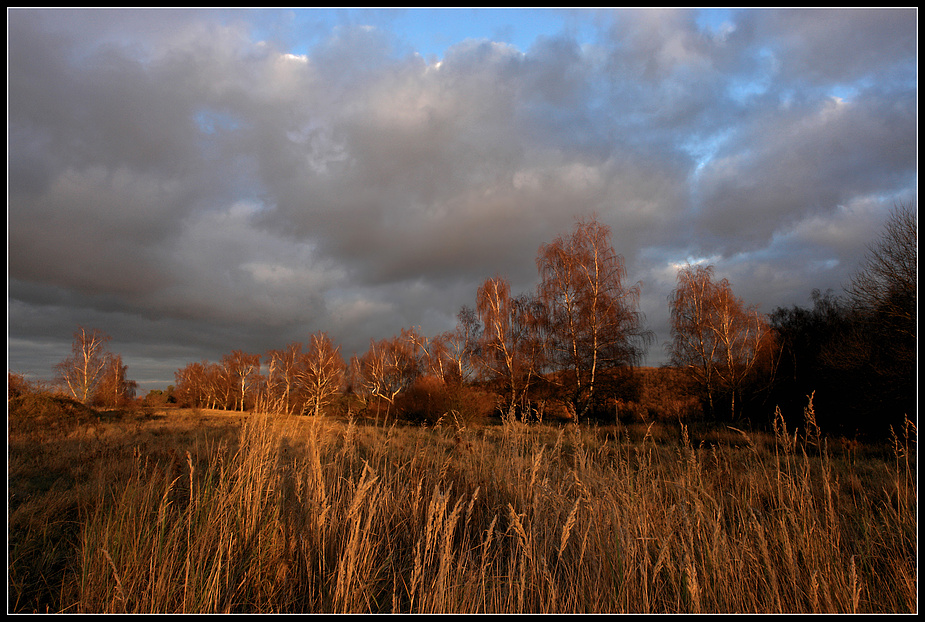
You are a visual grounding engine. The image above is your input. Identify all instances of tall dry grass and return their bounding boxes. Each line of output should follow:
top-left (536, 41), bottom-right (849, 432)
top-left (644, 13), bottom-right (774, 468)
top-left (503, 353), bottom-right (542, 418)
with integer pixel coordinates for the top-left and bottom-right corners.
top-left (64, 401), bottom-right (917, 614)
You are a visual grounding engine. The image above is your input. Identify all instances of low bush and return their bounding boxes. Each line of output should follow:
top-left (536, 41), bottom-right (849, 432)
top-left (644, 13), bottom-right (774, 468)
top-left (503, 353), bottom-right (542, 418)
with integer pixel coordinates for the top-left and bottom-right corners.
top-left (393, 376), bottom-right (497, 427)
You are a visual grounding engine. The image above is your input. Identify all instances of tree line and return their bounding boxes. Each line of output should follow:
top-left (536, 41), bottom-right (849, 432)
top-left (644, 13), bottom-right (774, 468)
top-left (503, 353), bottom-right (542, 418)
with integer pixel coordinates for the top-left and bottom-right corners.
top-left (767, 204), bottom-right (916, 436)
top-left (51, 205), bottom-right (915, 436)
top-left (162, 216), bottom-right (654, 424)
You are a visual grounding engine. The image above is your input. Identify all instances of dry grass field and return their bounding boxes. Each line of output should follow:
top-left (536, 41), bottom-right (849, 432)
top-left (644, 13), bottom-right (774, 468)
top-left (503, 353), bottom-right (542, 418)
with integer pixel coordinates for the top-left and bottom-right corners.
top-left (8, 386), bottom-right (917, 613)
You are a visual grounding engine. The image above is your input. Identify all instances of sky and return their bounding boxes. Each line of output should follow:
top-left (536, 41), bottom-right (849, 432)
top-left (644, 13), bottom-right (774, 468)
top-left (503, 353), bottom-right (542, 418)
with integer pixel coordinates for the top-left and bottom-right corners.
top-left (7, 8), bottom-right (918, 392)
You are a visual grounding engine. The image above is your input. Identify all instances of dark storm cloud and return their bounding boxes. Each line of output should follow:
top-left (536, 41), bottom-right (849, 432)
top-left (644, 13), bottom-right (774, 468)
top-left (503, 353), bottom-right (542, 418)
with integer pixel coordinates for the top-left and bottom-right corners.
top-left (7, 8), bottom-right (917, 388)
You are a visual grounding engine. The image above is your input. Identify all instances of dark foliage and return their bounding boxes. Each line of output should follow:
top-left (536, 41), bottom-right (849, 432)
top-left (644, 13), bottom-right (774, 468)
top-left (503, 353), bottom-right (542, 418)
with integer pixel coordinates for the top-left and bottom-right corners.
top-left (769, 288), bottom-right (914, 438)
top-left (392, 375), bottom-right (497, 426)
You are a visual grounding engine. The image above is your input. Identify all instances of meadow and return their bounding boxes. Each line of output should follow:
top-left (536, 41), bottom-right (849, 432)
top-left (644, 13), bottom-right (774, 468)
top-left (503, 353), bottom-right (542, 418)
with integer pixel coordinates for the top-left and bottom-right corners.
top-left (8, 386), bottom-right (917, 613)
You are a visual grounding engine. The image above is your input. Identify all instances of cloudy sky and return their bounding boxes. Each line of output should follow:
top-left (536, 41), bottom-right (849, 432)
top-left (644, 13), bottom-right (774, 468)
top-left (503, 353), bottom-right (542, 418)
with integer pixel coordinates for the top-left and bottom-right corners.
top-left (7, 8), bottom-right (918, 392)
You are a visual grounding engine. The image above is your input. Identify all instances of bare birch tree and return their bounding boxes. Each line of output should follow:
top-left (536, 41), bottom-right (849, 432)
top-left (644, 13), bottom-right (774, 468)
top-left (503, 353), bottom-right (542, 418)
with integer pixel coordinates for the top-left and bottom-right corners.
top-left (221, 350), bottom-right (261, 412)
top-left (93, 353), bottom-right (137, 408)
top-left (175, 361), bottom-right (209, 408)
top-left (354, 330), bottom-right (420, 421)
top-left (297, 332), bottom-right (345, 417)
top-left (476, 276), bottom-right (545, 419)
top-left (668, 264), bottom-right (771, 419)
top-left (55, 327), bottom-right (112, 405)
top-left (263, 343), bottom-right (304, 415)
top-left (537, 216), bottom-right (651, 418)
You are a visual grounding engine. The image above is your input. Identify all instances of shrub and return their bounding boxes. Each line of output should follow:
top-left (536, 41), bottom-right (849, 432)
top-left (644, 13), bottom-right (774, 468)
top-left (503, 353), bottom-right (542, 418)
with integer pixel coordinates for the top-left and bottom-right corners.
top-left (394, 375), bottom-right (449, 424)
top-left (392, 376), bottom-right (498, 427)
